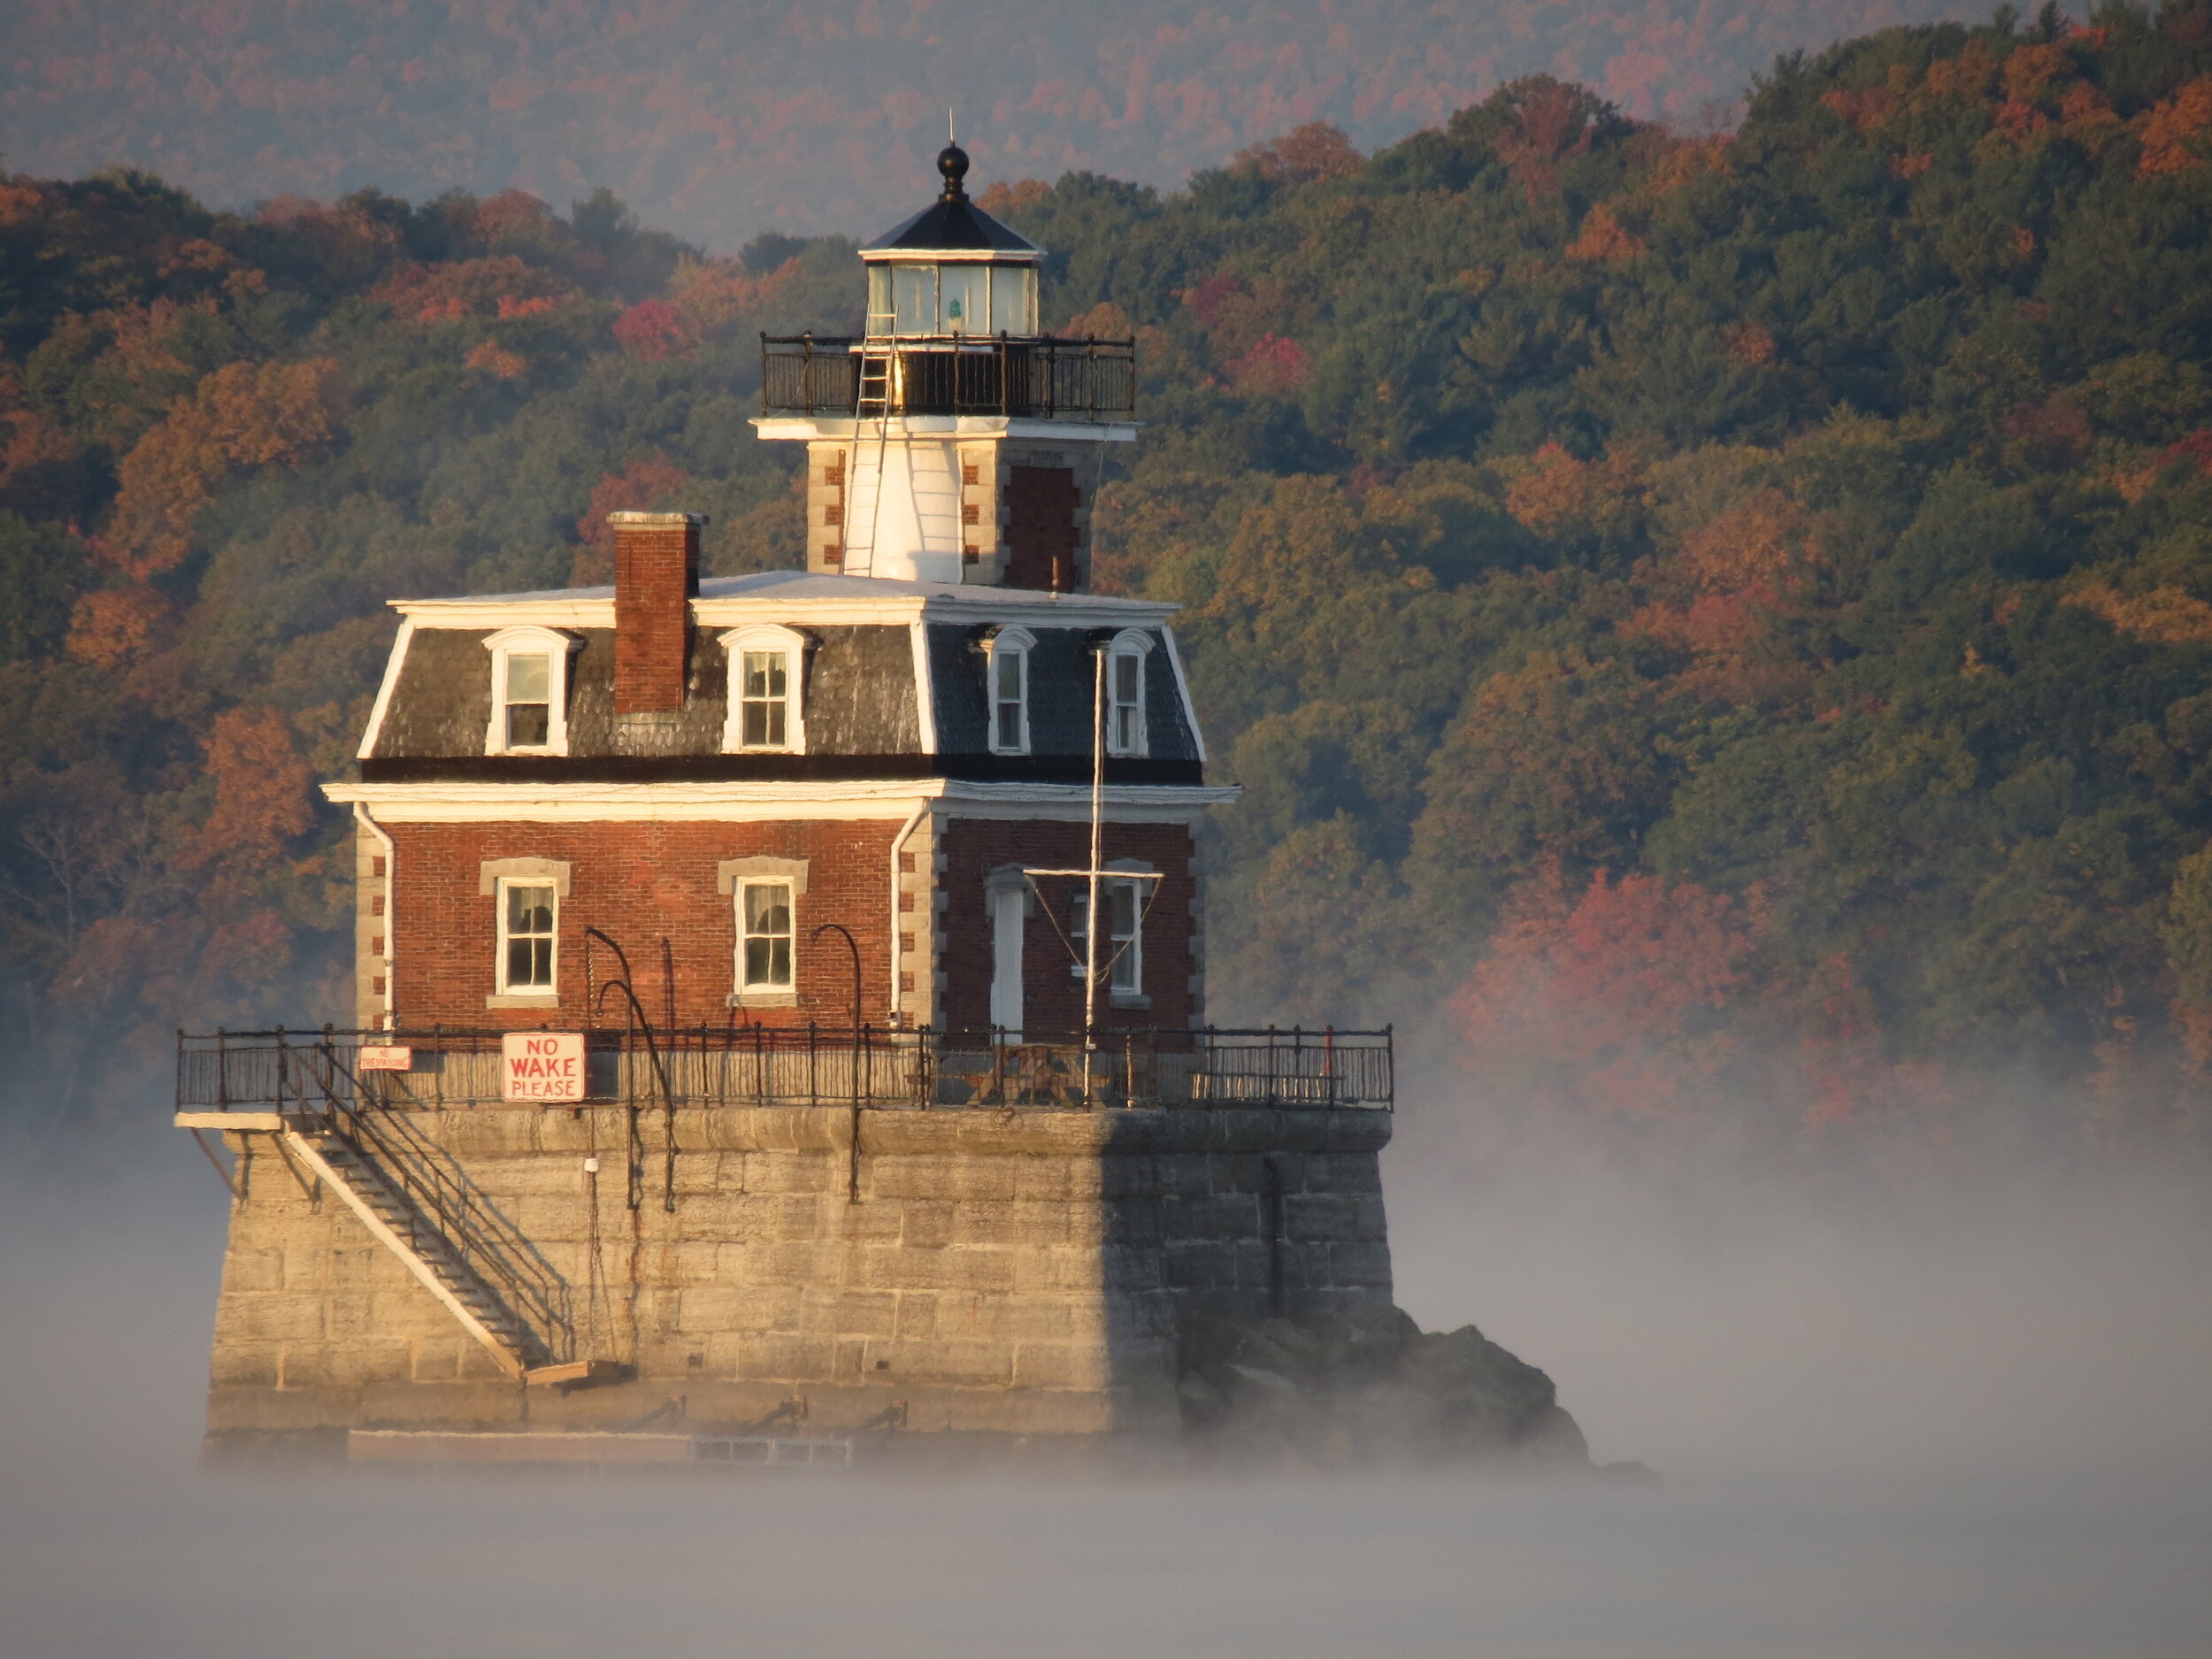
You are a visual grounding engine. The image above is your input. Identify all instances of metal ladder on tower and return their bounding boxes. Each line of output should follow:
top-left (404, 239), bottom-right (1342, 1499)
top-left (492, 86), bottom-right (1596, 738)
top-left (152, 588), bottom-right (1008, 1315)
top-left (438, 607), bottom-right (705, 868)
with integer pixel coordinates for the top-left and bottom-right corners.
top-left (841, 342), bottom-right (898, 579)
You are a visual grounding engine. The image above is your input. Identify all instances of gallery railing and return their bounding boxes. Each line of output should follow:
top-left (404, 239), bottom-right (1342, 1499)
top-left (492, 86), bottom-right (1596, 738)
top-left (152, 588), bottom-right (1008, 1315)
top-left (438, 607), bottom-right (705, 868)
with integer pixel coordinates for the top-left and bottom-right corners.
top-left (760, 333), bottom-right (1136, 420)
top-left (176, 1025), bottom-right (1392, 1114)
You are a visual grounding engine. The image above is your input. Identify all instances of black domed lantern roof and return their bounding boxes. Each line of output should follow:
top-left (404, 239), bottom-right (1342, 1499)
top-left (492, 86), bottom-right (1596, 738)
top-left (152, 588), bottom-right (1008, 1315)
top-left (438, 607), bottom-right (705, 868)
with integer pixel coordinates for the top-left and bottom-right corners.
top-left (861, 142), bottom-right (1042, 258)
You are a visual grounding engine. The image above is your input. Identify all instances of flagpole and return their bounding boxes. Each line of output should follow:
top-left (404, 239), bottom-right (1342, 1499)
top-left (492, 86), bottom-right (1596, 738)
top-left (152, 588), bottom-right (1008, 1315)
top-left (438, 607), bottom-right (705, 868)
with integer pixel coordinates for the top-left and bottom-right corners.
top-left (1083, 644), bottom-right (1104, 1103)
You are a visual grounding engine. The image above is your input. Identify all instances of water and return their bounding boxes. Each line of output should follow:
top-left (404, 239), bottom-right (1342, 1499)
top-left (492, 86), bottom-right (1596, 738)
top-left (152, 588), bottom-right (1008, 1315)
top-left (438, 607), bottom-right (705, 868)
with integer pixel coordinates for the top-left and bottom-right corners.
top-left (3, 1102), bottom-right (2208, 1658)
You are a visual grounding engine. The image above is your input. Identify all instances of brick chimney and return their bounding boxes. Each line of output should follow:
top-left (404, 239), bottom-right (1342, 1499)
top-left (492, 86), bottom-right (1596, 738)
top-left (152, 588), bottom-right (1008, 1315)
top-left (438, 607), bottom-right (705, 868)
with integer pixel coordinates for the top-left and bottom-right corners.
top-left (609, 511), bottom-right (702, 715)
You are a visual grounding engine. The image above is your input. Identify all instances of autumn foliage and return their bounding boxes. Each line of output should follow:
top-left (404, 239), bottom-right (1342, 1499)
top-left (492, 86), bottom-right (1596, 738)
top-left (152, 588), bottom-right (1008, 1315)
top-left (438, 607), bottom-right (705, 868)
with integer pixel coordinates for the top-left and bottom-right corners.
top-left (108, 357), bottom-right (340, 577)
top-left (6, 5), bottom-right (2212, 1148)
top-left (1451, 868), bottom-right (1756, 1124)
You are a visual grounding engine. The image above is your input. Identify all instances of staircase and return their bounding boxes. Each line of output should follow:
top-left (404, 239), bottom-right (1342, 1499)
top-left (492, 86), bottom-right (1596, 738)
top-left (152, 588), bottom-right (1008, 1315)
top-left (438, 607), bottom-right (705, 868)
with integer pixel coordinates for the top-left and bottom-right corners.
top-left (278, 1119), bottom-right (530, 1378)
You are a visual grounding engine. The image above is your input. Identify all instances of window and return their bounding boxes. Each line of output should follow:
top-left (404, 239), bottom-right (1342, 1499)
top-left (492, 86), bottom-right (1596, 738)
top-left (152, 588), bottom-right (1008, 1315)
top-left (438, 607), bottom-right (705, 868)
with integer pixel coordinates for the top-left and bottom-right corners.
top-left (741, 652), bottom-right (788, 746)
top-left (1071, 879), bottom-right (1144, 995)
top-left (987, 626), bottom-right (1033, 756)
top-left (866, 260), bottom-right (1038, 336)
top-left (990, 265), bottom-right (1038, 335)
top-left (718, 857), bottom-right (808, 1004)
top-left (893, 265), bottom-right (933, 335)
top-left (504, 652), bottom-right (550, 746)
top-left (483, 628), bottom-right (577, 756)
top-left (718, 626), bottom-right (810, 754)
top-left (941, 265), bottom-right (987, 335)
top-left (499, 880), bottom-right (557, 993)
top-left (738, 880), bottom-right (795, 992)
top-left (1102, 630), bottom-right (1154, 758)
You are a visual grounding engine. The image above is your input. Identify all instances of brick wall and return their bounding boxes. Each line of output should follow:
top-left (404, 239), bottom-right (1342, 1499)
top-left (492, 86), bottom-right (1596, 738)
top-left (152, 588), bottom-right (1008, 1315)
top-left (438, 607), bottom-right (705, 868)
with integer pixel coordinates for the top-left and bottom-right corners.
top-left (937, 818), bottom-right (1198, 1032)
top-left (387, 819), bottom-right (900, 1029)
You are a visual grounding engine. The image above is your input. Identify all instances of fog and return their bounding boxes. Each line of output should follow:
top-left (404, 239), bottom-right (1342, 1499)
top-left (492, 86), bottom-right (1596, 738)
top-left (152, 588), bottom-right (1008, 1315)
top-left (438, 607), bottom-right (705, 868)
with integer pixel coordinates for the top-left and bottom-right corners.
top-left (3, 1058), bottom-right (2209, 1658)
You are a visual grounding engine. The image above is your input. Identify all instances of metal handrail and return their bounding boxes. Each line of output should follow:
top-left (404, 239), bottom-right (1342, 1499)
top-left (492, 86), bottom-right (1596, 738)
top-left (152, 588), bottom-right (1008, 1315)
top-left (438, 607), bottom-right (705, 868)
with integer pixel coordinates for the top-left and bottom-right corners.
top-left (178, 1025), bottom-right (1393, 1114)
top-left (760, 333), bottom-right (1136, 420)
top-left (280, 1039), bottom-right (576, 1365)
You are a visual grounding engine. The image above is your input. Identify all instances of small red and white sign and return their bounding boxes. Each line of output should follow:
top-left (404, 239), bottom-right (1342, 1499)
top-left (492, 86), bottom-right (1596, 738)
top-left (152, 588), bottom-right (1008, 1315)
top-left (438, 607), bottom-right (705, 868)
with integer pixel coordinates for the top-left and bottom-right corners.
top-left (502, 1031), bottom-right (585, 1102)
top-left (357, 1045), bottom-right (413, 1072)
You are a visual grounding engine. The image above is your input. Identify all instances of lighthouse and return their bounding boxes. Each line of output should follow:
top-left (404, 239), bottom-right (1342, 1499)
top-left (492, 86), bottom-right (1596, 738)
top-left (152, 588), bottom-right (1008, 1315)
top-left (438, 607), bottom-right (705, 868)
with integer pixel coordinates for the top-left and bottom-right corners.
top-left (175, 150), bottom-right (1399, 1465)
top-left (755, 142), bottom-right (1135, 588)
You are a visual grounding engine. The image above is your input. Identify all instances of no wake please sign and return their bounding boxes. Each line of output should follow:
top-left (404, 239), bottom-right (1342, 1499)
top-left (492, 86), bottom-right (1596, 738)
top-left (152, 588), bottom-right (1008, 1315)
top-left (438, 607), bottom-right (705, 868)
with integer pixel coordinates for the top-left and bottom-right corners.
top-left (502, 1031), bottom-right (585, 1102)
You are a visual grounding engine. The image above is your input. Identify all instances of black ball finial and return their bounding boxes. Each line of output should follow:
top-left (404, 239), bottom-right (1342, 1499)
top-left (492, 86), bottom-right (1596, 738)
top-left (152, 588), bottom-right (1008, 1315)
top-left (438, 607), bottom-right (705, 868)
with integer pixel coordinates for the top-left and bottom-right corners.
top-left (937, 142), bottom-right (970, 201)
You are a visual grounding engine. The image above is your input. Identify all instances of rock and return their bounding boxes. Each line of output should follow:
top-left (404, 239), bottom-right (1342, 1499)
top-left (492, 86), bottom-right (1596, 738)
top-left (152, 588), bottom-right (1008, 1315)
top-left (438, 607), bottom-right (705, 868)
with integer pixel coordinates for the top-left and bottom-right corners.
top-left (1173, 1306), bottom-right (1597, 1471)
top-left (1223, 1363), bottom-right (1300, 1400)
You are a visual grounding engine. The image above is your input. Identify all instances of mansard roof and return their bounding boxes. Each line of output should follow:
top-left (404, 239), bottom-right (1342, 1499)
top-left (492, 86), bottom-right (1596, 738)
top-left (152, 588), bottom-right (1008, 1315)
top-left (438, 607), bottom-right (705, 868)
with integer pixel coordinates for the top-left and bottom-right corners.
top-left (357, 572), bottom-right (1206, 786)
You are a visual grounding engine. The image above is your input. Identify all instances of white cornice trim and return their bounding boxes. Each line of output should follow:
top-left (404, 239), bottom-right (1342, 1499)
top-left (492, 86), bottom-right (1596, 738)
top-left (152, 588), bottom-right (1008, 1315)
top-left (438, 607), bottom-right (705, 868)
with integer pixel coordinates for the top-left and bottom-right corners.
top-left (397, 596), bottom-right (616, 627)
top-left (1160, 624), bottom-right (1206, 766)
top-left (702, 594), bottom-right (1178, 630)
top-left (909, 618), bottom-right (939, 754)
top-left (321, 778), bottom-right (1238, 826)
top-left (396, 594), bottom-right (1178, 632)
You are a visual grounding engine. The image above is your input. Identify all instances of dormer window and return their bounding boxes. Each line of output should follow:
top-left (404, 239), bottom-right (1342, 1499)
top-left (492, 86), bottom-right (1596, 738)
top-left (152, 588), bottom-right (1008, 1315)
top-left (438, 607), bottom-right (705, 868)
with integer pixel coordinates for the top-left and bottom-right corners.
top-left (1104, 629), bottom-right (1153, 758)
top-left (718, 626), bottom-right (810, 754)
top-left (483, 627), bottom-right (579, 757)
top-left (986, 626), bottom-right (1033, 756)
top-left (741, 652), bottom-right (788, 745)
top-left (505, 654), bottom-right (550, 745)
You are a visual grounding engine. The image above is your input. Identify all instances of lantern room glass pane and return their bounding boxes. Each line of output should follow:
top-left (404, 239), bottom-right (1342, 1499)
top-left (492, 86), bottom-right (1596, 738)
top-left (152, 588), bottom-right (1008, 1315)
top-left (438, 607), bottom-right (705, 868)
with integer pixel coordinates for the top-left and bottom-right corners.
top-left (991, 265), bottom-right (1037, 335)
top-left (892, 265), bottom-right (934, 335)
top-left (866, 265), bottom-right (894, 334)
top-left (941, 265), bottom-right (988, 335)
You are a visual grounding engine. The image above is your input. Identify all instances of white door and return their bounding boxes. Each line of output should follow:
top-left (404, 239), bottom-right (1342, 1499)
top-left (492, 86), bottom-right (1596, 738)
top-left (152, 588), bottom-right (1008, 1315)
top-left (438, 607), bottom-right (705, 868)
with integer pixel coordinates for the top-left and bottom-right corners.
top-left (989, 887), bottom-right (1025, 1039)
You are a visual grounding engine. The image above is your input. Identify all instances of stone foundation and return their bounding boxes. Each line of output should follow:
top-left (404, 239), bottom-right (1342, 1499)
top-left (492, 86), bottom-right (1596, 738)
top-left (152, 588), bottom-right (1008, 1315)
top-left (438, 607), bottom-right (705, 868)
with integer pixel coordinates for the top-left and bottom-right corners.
top-left (204, 1104), bottom-right (1394, 1452)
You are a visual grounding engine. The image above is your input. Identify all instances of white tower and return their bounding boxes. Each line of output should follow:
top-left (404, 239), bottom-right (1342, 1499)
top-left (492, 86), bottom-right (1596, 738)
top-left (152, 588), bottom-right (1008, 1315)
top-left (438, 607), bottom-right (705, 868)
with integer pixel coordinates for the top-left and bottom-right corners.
top-left (754, 144), bottom-right (1137, 590)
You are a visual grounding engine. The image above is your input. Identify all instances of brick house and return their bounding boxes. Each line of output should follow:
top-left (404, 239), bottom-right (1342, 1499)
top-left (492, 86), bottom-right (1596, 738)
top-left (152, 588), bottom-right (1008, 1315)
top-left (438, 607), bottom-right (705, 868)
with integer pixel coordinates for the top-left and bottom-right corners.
top-left (334, 524), bottom-right (1226, 1042)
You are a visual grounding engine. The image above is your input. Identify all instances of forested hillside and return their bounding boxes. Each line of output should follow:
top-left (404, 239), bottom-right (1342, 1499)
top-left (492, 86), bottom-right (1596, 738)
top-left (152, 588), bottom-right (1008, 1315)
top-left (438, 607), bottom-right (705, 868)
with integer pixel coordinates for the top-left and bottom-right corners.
top-left (0, 0), bottom-right (2000, 247)
top-left (6, 4), bottom-right (2212, 1144)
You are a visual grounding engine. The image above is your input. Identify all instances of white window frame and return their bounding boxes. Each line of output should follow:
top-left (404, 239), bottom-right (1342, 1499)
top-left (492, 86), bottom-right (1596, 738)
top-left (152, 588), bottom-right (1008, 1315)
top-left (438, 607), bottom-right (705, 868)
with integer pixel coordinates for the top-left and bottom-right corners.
top-left (987, 626), bottom-right (1034, 757)
top-left (482, 626), bottom-right (580, 757)
top-left (718, 625), bottom-right (810, 754)
top-left (1071, 867), bottom-right (1151, 1002)
top-left (735, 879), bottom-right (797, 996)
top-left (1103, 628), bottom-right (1154, 759)
top-left (495, 876), bottom-right (559, 998)
top-left (718, 857), bottom-right (808, 1007)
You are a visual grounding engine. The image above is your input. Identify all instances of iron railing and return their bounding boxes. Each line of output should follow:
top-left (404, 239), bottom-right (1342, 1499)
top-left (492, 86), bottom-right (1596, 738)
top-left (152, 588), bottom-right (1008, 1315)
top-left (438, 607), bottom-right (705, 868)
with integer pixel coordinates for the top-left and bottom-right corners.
top-left (760, 334), bottom-right (1136, 420)
top-left (177, 1025), bottom-right (1392, 1115)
